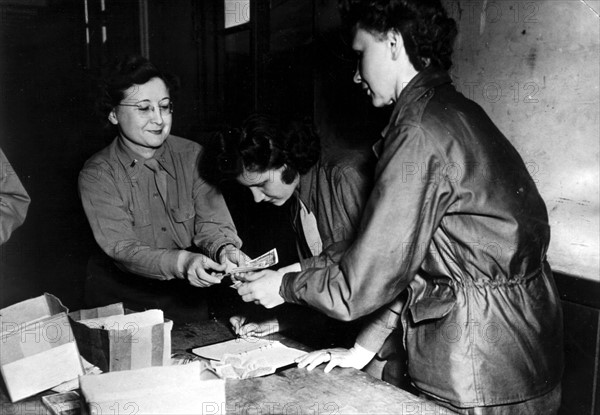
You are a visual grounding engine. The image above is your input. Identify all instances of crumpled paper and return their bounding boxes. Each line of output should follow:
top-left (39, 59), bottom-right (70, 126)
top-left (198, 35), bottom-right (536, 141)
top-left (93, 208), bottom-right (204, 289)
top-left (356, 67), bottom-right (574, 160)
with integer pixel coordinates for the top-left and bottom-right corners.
top-left (210, 353), bottom-right (276, 379)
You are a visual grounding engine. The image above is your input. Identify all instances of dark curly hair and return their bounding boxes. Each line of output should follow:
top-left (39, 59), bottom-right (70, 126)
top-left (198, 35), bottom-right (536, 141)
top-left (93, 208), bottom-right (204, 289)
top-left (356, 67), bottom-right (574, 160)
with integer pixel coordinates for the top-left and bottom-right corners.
top-left (340, 0), bottom-right (457, 71)
top-left (95, 54), bottom-right (179, 124)
top-left (201, 114), bottom-right (321, 186)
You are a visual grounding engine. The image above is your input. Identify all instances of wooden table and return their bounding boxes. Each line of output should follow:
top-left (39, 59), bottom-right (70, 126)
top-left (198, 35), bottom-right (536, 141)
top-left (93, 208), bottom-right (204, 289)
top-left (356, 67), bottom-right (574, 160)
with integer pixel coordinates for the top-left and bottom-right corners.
top-left (226, 365), bottom-right (454, 414)
top-left (174, 319), bottom-right (455, 414)
top-left (1, 319), bottom-right (455, 414)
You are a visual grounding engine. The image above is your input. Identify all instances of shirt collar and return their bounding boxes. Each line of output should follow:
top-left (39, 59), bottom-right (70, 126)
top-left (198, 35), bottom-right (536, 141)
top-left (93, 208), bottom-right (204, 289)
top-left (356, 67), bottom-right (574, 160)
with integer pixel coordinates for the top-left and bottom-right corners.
top-left (115, 137), bottom-right (143, 177)
top-left (115, 136), bottom-right (176, 179)
top-left (149, 142), bottom-right (176, 179)
top-left (381, 68), bottom-right (452, 138)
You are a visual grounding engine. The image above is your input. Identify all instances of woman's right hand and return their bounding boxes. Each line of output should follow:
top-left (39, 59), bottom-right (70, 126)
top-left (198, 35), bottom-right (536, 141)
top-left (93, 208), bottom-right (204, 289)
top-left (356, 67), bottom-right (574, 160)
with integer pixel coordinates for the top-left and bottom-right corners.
top-left (229, 315), bottom-right (280, 337)
top-left (295, 344), bottom-right (376, 373)
top-left (178, 251), bottom-right (224, 287)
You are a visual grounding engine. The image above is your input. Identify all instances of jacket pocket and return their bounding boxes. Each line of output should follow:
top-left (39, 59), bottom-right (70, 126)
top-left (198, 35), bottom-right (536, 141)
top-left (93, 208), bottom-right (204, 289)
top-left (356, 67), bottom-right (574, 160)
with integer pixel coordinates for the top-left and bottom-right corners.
top-left (408, 275), bottom-right (456, 323)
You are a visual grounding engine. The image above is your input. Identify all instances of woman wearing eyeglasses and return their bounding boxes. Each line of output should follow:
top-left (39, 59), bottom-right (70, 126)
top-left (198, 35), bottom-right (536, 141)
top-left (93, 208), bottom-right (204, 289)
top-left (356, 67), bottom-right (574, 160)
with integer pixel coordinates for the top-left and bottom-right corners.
top-left (78, 55), bottom-right (247, 322)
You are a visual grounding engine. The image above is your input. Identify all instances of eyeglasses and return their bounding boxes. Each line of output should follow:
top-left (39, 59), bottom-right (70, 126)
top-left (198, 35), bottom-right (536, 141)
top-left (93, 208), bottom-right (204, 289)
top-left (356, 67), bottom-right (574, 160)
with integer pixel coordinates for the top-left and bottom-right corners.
top-left (117, 100), bottom-right (173, 117)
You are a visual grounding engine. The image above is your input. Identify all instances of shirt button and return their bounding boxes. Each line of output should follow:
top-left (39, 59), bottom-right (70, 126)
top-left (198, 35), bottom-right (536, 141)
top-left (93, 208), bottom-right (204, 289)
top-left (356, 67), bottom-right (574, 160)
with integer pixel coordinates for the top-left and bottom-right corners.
top-left (161, 227), bottom-right (167, 232)
top-left (153, 193), bottom-right (159, 198)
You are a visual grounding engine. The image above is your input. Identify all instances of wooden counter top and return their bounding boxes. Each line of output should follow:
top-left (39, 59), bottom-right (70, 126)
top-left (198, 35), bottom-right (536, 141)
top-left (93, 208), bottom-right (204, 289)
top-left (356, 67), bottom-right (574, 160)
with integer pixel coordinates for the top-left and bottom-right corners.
top-left (1, 319), bottom-right (455, 414)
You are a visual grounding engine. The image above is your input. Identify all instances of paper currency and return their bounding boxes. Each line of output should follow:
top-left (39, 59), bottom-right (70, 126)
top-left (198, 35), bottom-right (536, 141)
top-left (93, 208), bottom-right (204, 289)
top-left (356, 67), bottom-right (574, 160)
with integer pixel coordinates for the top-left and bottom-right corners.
top-left (216, 248), bottom-right (279, 288)
top-left (231, 248), bottom-right (279, 273)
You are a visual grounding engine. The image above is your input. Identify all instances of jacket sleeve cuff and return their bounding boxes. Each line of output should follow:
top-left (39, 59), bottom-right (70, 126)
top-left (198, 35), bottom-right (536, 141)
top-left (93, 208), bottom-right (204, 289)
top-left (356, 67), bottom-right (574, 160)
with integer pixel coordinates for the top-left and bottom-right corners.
top-left (299, 257), bottom-right (317, 270)
top-left (164, 250), bottom-right (185, 280)
top-left (280, 271), bottom-right (302, 304)
top-left (207, 237), bottom-right (242, 261)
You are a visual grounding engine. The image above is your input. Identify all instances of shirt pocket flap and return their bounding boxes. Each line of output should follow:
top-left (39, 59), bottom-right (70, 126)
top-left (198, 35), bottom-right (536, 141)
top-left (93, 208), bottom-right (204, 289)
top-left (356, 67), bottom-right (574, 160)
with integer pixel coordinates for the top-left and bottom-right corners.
top-left (409, 280), bottom-right (456, 323)
top-left (131, 208), bottom-right (151, 227)
top-left (171, 205), bottom-right (194, 223)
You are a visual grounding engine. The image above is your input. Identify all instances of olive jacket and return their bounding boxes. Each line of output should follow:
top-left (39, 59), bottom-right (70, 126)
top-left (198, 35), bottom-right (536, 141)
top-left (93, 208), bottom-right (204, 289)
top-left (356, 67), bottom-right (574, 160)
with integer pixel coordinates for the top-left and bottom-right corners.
top-left (281, 68), bottom-right (563, 407)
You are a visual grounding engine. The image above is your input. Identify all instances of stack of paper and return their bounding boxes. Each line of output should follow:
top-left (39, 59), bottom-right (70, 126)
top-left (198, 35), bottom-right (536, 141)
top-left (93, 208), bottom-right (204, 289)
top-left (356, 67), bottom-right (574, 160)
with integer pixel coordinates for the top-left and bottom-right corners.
top-left (192, 338), bottom-right (307, 379)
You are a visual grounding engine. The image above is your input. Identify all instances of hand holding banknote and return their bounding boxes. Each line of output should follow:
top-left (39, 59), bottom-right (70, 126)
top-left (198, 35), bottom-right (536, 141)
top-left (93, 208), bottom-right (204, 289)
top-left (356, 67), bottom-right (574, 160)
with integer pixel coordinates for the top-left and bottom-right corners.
top-left (218, 244), bottom-right (251, 273)
top-left (220, 249), bottom-right (279, 287)
top-left (237, 269), bottom-right (285, 308)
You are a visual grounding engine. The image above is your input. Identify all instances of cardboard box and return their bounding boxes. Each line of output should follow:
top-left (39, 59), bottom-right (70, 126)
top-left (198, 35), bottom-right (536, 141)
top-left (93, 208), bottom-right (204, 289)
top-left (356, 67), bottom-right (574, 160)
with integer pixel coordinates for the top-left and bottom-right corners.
top-left (79, 361), bottom-right (225, 415)
top-left (68, 303), bottom-right (172, 373)
top-left (41, 391), bottom-right (82, 415)
top-left (0, 293), bottom-right (84, 402)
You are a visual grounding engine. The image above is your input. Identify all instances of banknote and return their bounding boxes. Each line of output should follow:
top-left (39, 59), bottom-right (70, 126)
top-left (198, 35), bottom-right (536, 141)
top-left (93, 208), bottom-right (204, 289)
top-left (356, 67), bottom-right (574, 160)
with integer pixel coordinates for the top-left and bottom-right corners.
top-left (216, 248), bottom-right (279, 288)
top-left (231, 248), bottom-right (279, 273)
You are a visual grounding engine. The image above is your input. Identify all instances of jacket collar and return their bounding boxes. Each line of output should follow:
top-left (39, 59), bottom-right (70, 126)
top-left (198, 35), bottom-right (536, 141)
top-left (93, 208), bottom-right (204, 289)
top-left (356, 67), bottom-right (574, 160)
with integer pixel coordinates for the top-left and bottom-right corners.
top-left (381, 68), bottom-right (452, 138)
top-left (115, 136), bottom-right (176, 179)
top-left (295, 162), bottom-right (317, 213)
top-left (371, 139), bottom-right (384, 159)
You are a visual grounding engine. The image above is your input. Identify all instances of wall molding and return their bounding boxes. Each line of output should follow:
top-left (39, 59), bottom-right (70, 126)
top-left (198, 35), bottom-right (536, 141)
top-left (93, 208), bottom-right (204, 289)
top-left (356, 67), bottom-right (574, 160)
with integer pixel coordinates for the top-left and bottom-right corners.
top-left (555, 272), bottom-right (600, 310)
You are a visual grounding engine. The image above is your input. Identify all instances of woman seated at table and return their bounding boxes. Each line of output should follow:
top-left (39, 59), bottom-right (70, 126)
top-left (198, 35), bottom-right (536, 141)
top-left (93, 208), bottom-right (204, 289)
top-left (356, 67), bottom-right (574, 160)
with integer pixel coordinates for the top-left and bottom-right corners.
top-left (201, 113), bottom-right (408, 386)
top-left (78, 55), bottom-right (248, 323)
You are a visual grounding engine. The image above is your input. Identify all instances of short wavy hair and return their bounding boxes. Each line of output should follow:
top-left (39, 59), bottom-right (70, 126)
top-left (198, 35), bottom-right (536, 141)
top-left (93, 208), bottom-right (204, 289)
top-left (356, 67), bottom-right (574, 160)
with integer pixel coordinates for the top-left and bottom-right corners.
top-left (340, 0), bottom-right (457, 71)
top-left (95, 55), bottom-right (179, 124)
top-left (202, 114), bottom-right (321, 186)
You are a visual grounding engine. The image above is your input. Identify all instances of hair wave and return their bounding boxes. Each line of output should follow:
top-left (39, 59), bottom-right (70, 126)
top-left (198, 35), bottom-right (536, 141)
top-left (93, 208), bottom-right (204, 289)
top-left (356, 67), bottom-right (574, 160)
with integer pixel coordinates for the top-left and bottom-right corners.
top-left (201, 113), bottom-right (320, 186)
top-left (340, 0), bottom-right (457, 71)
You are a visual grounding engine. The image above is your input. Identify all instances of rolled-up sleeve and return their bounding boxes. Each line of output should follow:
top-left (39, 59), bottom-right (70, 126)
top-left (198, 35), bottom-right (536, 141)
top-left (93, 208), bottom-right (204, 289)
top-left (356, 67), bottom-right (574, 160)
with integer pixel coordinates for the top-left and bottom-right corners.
top-left (78, 162), bottom-right (181, 280)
